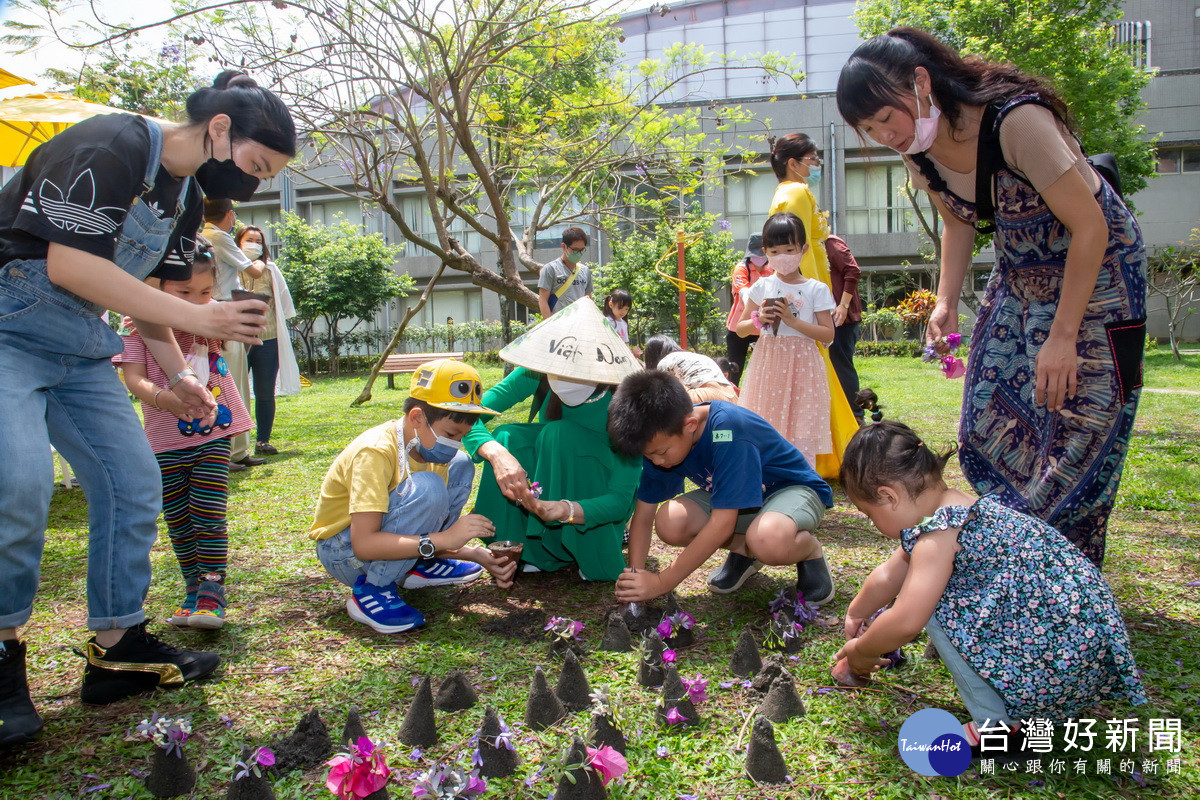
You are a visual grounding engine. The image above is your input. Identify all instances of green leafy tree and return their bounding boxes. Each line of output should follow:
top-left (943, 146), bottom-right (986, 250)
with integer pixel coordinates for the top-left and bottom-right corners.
top-left (855, 0), bottom-right (1157, 197)
top-left (8, 0), bottom-right (798, 309)
top-left (275, 211), bottom-right (412, 376)
top-left (40, 38), bottom-right (204, 119)
top-left (1146, 227), bottom-right (1200, 361)
top-left (595, 214), bottom-right (736, 349)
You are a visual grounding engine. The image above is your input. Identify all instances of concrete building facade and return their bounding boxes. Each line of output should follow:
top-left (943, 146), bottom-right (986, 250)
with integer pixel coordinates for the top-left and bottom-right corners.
top-left (238, 0), bottom-right (1200, 345)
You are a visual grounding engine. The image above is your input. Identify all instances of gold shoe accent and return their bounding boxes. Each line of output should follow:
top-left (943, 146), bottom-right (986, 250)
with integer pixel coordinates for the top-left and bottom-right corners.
top-left (84, 642), bottom-right (185, 686)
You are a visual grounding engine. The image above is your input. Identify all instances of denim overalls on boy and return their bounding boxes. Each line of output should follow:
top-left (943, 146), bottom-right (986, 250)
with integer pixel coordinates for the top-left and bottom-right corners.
top-left (0, 118), bottom-right (193, 632)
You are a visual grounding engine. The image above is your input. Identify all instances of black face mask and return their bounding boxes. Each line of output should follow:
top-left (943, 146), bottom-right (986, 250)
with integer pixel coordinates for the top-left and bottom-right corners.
top-left (195, 137), bottom-right (260, 201)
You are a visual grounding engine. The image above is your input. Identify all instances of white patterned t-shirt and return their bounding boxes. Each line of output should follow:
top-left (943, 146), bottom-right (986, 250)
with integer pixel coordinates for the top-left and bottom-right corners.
top-left (746, 274), bottom-right (836, 339)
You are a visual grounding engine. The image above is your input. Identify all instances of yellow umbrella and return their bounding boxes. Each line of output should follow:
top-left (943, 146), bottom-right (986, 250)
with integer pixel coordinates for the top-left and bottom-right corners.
top-left (0, 92), bottom-right (158, 167)
top-left (0, 67), bottom-right (35, 91)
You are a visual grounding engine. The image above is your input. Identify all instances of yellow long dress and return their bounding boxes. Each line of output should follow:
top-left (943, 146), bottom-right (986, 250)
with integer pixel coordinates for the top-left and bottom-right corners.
top-left (769, 180), bottom-right (859, 480)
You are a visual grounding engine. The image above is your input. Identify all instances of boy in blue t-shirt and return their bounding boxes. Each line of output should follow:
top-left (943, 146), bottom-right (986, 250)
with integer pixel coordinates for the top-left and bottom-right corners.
top-left (607, 370), bottom-right (835, 602)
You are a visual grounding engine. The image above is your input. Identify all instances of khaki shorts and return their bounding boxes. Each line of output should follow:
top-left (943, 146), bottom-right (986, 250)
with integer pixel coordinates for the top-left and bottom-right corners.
top-left (680, 484), bottom-right (825, 534)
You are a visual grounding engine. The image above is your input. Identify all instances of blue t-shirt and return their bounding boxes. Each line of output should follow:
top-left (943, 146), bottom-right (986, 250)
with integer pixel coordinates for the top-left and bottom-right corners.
top-left (636, 401), bottom-right (833, 510)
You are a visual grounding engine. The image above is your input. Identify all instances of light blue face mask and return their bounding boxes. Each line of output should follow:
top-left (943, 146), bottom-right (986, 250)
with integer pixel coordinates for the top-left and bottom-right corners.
top-left (410, 415), bottom-right (463, 463)
top-left (807, 165), bottom-right (822, 183)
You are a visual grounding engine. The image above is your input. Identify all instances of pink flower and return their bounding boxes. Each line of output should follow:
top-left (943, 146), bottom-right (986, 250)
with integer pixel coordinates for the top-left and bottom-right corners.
top-left (585, 745), bottom-right (628, 786)
top-left (326, 737), bottom-right (391, 799)
top-left (664, 707), bottom-right (688, 725)
top-left (662, 649), bottom-right (676, 664)
top-left (656, 618), bottom-right (674, 639)
top-left (941, 355), bottom-right (966, 379)
top-left (945, 333), bottom-right (962, 347)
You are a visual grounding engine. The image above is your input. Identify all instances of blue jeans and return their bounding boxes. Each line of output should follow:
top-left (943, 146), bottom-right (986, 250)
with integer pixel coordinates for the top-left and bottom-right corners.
top-left (0, 264), bottom-right (162, 630)
top-left (315, 453), bottom-right (474, 588)
top-left (246, 337), bottom-right (279, 442)
top-left (926, 616), bottom-right (1011, 726)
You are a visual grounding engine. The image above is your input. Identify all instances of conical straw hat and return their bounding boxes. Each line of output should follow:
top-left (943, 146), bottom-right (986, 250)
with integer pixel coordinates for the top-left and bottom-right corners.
top-left (500, 299), bottom-right (641, 384)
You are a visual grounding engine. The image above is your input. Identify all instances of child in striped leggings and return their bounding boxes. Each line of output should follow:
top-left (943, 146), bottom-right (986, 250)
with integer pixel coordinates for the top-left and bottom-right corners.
top-left (114, 242), bottom-right (254, 629)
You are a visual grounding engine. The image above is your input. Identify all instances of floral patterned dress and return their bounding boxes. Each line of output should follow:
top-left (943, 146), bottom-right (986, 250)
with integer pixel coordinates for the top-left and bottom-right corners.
top-left (900, 495), bottom-right (1147, 719)
top-left (909, 95), bottom-right (1147, 567)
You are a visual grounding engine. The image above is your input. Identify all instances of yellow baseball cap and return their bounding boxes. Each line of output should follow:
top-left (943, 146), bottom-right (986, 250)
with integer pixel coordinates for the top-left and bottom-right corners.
top-left (410, 359), bottom-right (498, 415)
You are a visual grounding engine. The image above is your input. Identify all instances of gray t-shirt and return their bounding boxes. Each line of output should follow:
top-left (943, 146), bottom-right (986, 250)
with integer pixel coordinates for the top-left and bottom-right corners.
top-left (538, 256), bottom-right (593, 311)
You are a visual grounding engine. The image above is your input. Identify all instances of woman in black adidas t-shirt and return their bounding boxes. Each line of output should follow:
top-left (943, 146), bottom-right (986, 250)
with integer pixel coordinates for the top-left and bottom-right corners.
top-left (0, 72), bottom-right (294, 747)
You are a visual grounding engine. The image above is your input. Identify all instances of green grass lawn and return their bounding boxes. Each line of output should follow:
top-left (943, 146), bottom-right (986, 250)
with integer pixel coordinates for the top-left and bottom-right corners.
top-left (4, 350), bottom-right (1198, 799)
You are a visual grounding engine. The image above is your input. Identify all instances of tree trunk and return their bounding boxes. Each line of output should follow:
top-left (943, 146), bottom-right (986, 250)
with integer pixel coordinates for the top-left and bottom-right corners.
top-left (352, 264), bottom-right (448, 407)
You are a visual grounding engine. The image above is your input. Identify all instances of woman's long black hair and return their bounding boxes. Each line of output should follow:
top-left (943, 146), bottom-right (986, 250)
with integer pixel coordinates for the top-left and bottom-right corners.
top-left (836, 27), bottom-right (1071, 138)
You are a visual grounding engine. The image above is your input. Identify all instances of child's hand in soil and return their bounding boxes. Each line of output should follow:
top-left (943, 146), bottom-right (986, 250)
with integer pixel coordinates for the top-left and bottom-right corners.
top-left (615, 568), bottom-right (667, 603)
top-left (831, 658), bottom-right (872, 687)
top-left (834, 637), bottom-right (889, 678)
top-left (469, 545), bottom-right (516, 589)
top-left (440, 514), bottom-right (495, 550)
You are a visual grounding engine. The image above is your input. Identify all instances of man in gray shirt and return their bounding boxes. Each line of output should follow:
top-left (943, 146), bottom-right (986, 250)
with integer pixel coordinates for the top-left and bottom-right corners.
top-left (537, 227), bottom-right (593, 318)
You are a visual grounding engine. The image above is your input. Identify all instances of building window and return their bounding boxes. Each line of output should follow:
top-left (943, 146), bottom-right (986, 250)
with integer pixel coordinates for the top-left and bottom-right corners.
top-left (397, 195), bottom-right (481, 257)
top-left (1113, 20), bottom-right (1152, 69)
top-left (1157, 146), bottom-right (1200, 174)
top-left (844, 162), bottom-right (920, 236)
top-left (723, 169), bottom-right (779, 244)
top-left (400, 289), bottom-right (484, 327)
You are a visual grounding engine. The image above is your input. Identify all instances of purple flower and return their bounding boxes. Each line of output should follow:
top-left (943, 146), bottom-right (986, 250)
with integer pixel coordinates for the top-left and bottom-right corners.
top-left (656, 745), bottom-right (669, 757)
top-left (680, 674), bottom-right (708, 705)
top-left (717, 219), bottom-right (732, 231)
top-left (921, 344), bottom-right (938, 363)
top-left (523, 766), bottom-right (544, 787)
top-left (945, 333), bottom-right (961, 347)
top-left (656, 618), bottom-right (674, 639)
top-left (718, 681), bottom-right (734, 689)
top-left (662, 649), bottom-right (676, 664)
top-left (410, 748), bottom-right (423, 761)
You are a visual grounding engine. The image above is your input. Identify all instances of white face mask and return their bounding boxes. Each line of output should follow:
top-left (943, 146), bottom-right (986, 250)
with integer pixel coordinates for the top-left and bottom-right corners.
top-left (240, 242), bottom-right (264, 259)
top-left (902, 76), bottom-right (941, 155)
top-left (547, 375), bottom-right (598, 407)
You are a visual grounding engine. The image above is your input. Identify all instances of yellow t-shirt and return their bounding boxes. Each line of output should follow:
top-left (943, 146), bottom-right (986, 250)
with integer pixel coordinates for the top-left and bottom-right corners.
top-left (769, 180), bottom-right (832, 289)
top-left (308, 420), bottom-right (450, 540)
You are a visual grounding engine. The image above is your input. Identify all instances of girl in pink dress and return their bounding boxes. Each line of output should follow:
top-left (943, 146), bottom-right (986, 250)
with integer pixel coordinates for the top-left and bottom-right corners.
top-left (735, 213), bottom-right (836, 466)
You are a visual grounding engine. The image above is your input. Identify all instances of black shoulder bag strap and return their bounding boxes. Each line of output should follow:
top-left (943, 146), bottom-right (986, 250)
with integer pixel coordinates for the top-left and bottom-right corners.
top-left (974, 102), bottom-right (1004, 235)
top-left (528, 373), bottom-right (551, 423)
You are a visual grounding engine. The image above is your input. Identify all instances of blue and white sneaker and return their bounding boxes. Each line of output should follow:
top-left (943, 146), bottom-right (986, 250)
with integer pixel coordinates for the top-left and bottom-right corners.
top-left (400, 558), bottom-right (484, 589)
top-left (346, 576), bottom-right (425, 634)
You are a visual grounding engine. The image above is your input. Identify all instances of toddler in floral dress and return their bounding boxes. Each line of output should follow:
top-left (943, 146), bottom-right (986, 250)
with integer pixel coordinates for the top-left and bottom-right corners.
top-left (835, 421), bottom-right (1146, 743)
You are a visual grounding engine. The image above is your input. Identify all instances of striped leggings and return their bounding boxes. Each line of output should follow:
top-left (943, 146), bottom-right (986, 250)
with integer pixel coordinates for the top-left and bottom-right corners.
top-left (155, 438), bottom-right (230, 585)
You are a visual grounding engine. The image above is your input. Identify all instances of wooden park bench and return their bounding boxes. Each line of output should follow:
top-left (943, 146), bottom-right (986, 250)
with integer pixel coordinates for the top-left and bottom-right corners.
top-left (381, 352), bottom-right (465, 389)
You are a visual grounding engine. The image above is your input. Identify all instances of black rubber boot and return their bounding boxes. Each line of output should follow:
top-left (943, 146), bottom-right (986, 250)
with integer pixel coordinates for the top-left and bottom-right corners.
top-left (0, 640), bottom-right (44, 747)
top-left (796, 555), bottom-right (835, 605)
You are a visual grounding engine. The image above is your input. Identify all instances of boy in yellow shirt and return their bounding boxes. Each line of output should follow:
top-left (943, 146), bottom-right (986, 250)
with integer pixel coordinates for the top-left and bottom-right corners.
top-left (309, 360), bottom-right (515, 633)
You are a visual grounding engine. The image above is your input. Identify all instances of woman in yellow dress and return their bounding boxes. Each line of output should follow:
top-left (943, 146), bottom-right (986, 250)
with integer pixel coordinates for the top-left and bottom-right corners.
top-left (766, 132), bottom-right (859, 479)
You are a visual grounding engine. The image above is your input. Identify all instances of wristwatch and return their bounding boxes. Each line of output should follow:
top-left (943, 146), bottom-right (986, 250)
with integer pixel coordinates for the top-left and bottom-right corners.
top-left (417, 533), bottom-right (436, 559)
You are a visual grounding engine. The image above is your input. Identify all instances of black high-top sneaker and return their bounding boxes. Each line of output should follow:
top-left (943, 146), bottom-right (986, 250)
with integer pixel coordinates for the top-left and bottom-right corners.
top-left (0, 640), bottom-right (44, 747)
top-left (79, 622), bottom-right (220, 705)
